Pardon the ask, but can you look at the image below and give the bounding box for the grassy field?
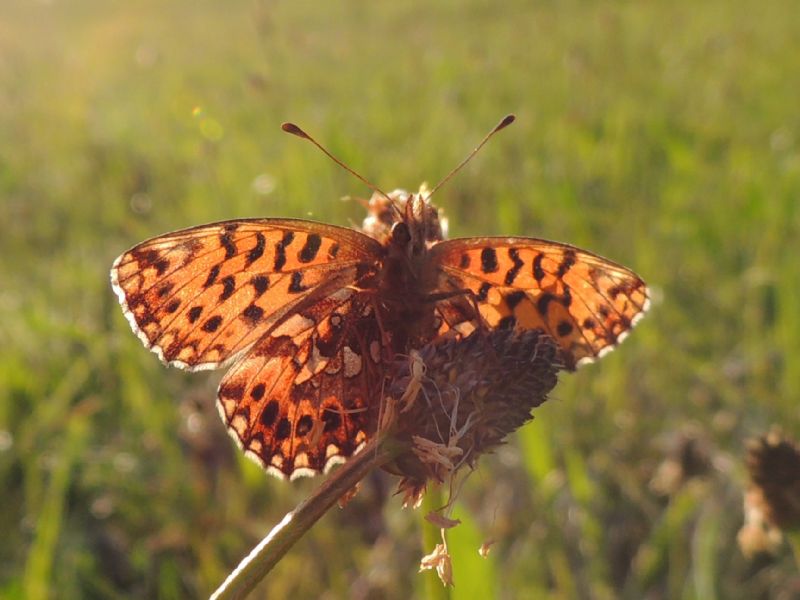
[2,0,799,597]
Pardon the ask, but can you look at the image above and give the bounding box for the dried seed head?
[744,427,800,530]
[385,328,563,492]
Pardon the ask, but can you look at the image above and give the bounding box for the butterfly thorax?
[362,187,448,352]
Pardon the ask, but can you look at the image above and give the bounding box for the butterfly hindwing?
[429,237,650,369]
[216,289,383,479]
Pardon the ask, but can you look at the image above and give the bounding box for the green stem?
[211,435,404,600]
[420,485,451,600]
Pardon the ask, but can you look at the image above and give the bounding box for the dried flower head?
[738,427,800,558]
[384,328,563,497]
[650,427,712,496]
[745,427,800,531]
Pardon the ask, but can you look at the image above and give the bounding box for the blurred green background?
[2,0,799,597]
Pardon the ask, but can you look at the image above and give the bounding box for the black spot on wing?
[608,284,629,299]
[322,408,341,432]
[260,400,279,427]
[556,249,577,278]
[187,306,203,323]
[276,417,292,440]
[204,264,221,288]
[220,233,237,260]
[251,275,269,297]
[298,233,321,263]
[557,320,574,337]
[480,247,498,273]
[246,233,266,265]
[497,315,516,329]
[536,293,556,316]
[274,231,294,271]
[242,304,264,325]
[202,315,223,333]
[504,248,524,285]
[295,415,314,437]
[220,275,236,301]
[221,384,245,402]
[251,383,266,400]
[154,259,170,276]
[134,305,155,326]
[532,253,545,282]
[561,285,572,307]
[505,290,526,310]
[288,272,307,294]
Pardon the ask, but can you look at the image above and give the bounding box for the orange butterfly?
[111,116,649,480]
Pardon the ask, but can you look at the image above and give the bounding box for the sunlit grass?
[1,0,799,597]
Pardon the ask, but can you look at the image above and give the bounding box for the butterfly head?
[362,184,449,256]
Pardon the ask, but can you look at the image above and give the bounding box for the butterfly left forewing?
[111,218,381,370]
[428,237,650,369]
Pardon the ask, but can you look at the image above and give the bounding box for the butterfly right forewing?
[428,237,650,369]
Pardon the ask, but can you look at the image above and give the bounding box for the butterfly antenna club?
[282,122,394,204]
[427,114,516,199]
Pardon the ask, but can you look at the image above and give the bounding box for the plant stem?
[211,435,404,600]
[420,485,451,600]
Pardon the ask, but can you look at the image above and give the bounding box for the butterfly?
[110,116,650,480]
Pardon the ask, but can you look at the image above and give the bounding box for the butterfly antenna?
[282,122,394,205]
[427,114,516,199]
